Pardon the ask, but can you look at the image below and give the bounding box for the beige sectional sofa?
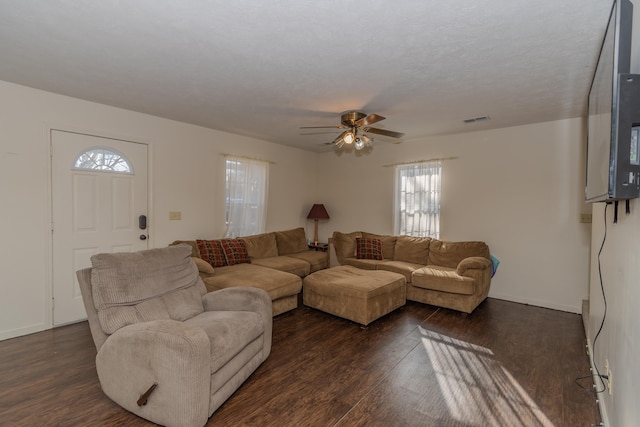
[173,227,328,316]
[329,231,492,313]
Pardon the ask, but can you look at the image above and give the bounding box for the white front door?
[51,130,149,325]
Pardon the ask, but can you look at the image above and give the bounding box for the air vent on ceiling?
[463,116,490,123]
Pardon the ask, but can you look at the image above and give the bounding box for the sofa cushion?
[286,251,328,273]
[185,310,264,374]
[343,258,380,270]
[220,238,251,266]
[332,231,362,263]
[251,256,310,277]
[356,237,383,260]
[90,245,205,334]
[275,227,309,255]
[428,240,490,268]
[202,264,302,301]
[393,236,431,264]
[196,239,227,267]
[362,232,397,260]
[241,232,278,259]
[412,266,475,295]
[376,260,425,284]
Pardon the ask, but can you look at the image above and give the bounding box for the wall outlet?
[605,359,612,395]
[580,213,592,223]
[169,211,182,221]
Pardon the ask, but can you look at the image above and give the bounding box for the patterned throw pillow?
[195,239,227,267]
[220,238,252,266]
[355,237,383,260]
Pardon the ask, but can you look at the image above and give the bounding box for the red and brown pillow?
[220,238,251,266]
[195,239,227,267]
[355,237,383,260]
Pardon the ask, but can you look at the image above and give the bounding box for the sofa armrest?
[202,286,271,315]
[96,320,211,427]
[202,287,272,357]
[456,256,491,276]
[191,256,215,275]
[328,238,341,267]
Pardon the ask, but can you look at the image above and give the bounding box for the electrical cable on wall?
[575,203,609,394]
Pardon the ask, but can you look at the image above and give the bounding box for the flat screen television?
[585,0,640,203]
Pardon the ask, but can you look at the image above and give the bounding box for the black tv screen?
[585,0,640,202]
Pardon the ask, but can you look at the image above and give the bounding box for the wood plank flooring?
[0,298,601,426]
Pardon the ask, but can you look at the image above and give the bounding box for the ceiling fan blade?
[356,113,385,127]
[300,130,344,136]
[364,127,405,138]
[300,125,347,129]
[329,132,344,144]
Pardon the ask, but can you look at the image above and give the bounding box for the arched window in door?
[73,147,134,174]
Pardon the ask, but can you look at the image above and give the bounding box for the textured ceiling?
[0,0,612,152]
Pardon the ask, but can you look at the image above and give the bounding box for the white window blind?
[225,156,269,237]
[394,161,441,238]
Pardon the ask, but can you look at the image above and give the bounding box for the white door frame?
[46,123,153,327]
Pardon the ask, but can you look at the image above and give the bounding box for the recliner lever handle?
[137,382,158,407]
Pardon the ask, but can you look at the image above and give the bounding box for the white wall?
[585,1,640,424]
[589,202,640,426]
[317,118,591,313]
[0,80,318,340]
[0,79,594,343]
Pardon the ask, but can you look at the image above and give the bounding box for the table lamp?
[307,204,330,245]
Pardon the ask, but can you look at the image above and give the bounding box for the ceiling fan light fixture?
[302,111,403,155]
[343,131,355,145]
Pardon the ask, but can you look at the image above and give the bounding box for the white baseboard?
[488,292,581,313]
[0,322,48,341]
[586,337,610,426]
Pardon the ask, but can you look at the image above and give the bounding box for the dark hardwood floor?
[0,298,600,426]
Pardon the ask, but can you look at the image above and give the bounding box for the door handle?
[139,215,147,230]
[140,235,147,240]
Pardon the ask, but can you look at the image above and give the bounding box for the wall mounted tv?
[585,0,640,203]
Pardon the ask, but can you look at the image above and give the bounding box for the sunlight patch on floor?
[420,327,554,426]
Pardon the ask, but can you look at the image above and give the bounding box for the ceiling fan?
[300,111,405,152]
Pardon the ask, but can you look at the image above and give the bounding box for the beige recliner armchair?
[76,244,272,427]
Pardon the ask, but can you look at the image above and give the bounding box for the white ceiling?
[0,0,612,152]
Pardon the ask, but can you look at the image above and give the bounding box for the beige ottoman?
[303,265,406,325]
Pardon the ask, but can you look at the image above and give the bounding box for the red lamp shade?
[307,204,330,244]
[307,204,330,220]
